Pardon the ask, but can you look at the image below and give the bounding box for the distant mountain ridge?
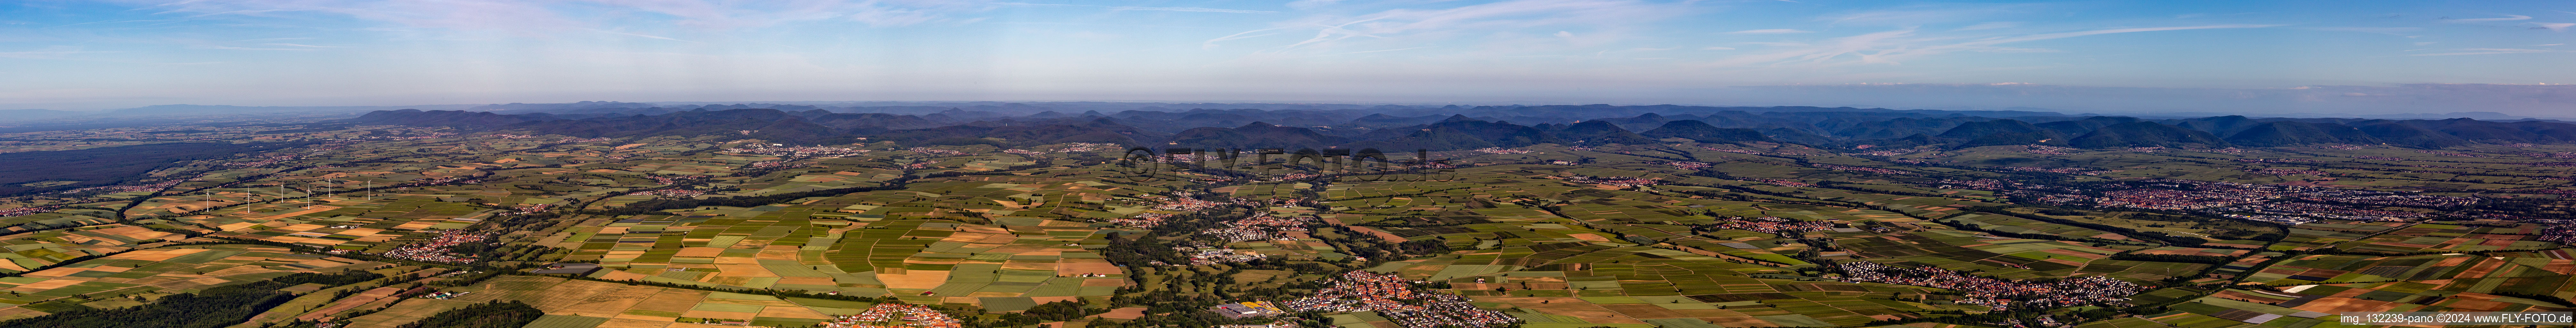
[2068,121,2232,148]
[342,103,2576,151]
[2223,121,2381,147]
[0,109,86,121]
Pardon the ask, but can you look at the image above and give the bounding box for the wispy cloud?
[1335,46,1431,55]
[1822,4,2031,26]
[142,0,992,31]
[206,45,312,51]
[60,19,182,27]
[1728,29,1811,34]
[2407,48,2561,56]
[1209,0,1679,54]
[1742,41,1809,46]
[2305,26,2421,35]
[1704,24,2283,67]
[2440,14,2531,22]
[1005,3,1271,14]
[262,43,348,48]
[1952,21,2017,31]
[0,46,109,59]
[143,0,579,31]
[1201,27,1286,49]
[2534,22,2574,32]
[588,29,694,42]
[1109,6,1273,13]
[1286,0,1344,10]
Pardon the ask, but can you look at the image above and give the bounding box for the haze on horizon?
[3,0,2572,115]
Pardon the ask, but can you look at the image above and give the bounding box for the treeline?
[0,271,381,328]
[2486,291,2576,308]
[1346,217,1496,227]
[1092,288,1250,328]
[530,273,919,305]
[1313,226,1448,263]
[591,179,911,216]
[986,299,1104,327]
[1968,207,2215,246]
[1927,217,2082,243]
[2302,246,2558,257]
[392,301,544,328]
[1102,234,1189,268]
[2105,253,2235,265]
[1660,178,1875,209]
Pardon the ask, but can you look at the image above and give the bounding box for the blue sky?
[3,0,2572,114]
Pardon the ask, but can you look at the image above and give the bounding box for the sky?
[2,0,2572,115]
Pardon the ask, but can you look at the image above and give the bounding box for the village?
[1561,175,1662,187]
[725,144,873,157]
[377,230,495,264]
[1702,216,1838,235]
[1834,260,2146,310]
[1164,246,1268,266]
[1277,271,1519,328]
[1198,212,1313,242]
[823,304,964,328]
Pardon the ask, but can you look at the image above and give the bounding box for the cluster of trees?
[2205,228,2286,243]
[1312,226,1448,264]
[1926,217,2082,243]
[0,271,382,328]
[1972,207,2218,246]
[983,299,1105,327]
[1348,216,1496,227]
[2486,291,2576,308]
[1095,289,1242,328]
[2105,253,2236,265]
[392,301,545,328]
[551,272,911,304]
[591,178,915,216]
[1102,234,1189,268]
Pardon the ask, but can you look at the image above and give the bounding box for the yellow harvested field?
[596,318,679,328]
[554,286,663,317]
[120,249,211,262]
[1057,259,1121,276]
[675,247,725,258]
[680,310,756,320]
[757,306,831,319]
[6,280,82,291]
[712,264,775,277]
[626,289,710,317]
[877,270,950,289]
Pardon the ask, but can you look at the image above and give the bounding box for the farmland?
[0,111,2569,328]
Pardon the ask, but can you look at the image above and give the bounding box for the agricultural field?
[0,113,2569,328]
[0,243,388,320]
